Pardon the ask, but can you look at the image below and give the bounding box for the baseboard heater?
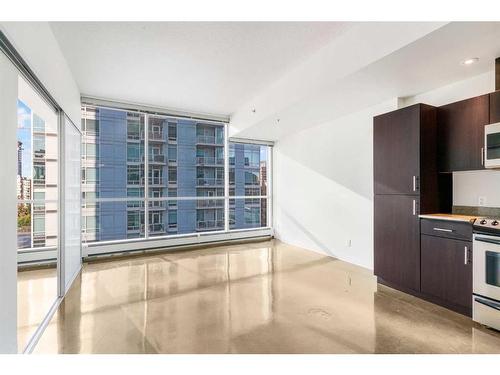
[83,228,273,261]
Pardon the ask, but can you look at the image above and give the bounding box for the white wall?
[0,22,81,127]
[273,99,398,270]
[454,171,500,208]
[0,51,19,353]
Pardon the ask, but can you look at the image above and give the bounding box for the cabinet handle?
[413,176,417,192]
[481,147,484,166]
[433,227,453,232]
[464,246,468,265]
[412,200,416,216]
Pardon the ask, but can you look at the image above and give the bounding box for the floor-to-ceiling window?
[81,104,272,252]
[16,76,59,352]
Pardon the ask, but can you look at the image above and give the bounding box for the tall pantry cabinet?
[373,104,439,293]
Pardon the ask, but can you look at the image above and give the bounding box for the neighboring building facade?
[81,106,268,243]
[17,99,58,249]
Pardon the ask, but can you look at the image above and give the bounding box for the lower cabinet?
[374,195,420,292]
[421,234,472,313]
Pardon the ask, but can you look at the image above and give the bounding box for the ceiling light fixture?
[461,57,479,66]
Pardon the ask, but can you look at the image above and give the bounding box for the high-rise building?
[81,106,267,242]
[17,141,23,177]
[16,98,58,249]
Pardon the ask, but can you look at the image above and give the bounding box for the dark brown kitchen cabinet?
[374,104,439,294]
[374,104,438,197]
[490,90,500,123]
[374,195,421,291]
[421,234,472,315]
[437,94,489,172]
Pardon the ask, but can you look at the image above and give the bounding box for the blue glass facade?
[81,105,268,243]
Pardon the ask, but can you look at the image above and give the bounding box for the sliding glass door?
[16,76,59,352]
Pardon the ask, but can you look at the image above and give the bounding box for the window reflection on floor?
[17,267,57,352]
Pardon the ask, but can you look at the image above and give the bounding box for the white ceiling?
[51,22,500,141]
[230,22,500,141]
[50,22,350,116]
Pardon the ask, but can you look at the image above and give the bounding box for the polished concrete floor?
[30,239,500,354]
[18,266,58,353]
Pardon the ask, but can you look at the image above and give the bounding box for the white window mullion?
[224,123,229,232]
[144,114,149,239]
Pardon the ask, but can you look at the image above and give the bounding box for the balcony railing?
[33,202,45,211]
[197,199,224,208]
[127,132,141,140]
[196,178,224,186]
[149,177,164,186]
[148,154,166,163]
[127,178,143,185]
[196,220,224,230]
[149,201,167,209]
[33,178,45,186]
[148,131,165,141]
[196,135,223,145]
[196,156,224,166]
[149,223,165,233]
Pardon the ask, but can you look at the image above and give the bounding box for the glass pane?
[82,106,145,199]
[17,76,59,353]
[486,251,500,287]
[229,198,268,230]
[229,143,268,196]
[82,200,145,243]
[17,203,59,249]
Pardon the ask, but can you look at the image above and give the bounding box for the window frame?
[80,103,273,256]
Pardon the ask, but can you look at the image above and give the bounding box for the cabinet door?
[438,95,489,172]
[490,90,500,123]
[374,195,420,291]
[374,105,420,195]
[421,235,472,309]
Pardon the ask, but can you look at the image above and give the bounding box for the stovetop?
[473,217,500,235]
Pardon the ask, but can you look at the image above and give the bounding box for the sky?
[17,99,32,178]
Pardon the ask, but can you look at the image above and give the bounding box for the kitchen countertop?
[418,213,479,223]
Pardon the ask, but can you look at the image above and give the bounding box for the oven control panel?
[473,218,500,234]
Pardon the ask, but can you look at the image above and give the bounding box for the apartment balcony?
[149,177,165,186]
[34,150,46,159]
[196,220,224,231]
[33,204,45,212]
[197,199,224,209]
[196,156,224,166]
[148,223,165,234]
[148,154,166,164]
[127,201,144,209]
[148,131,166,142]
[196,135,223,145]
[127,225,142,234]
[127,132,141,141]
[127,178,144,186]
[33,178,45,186]
[149,201,167,210]
[127,157,142,164]
[196,178,224,187]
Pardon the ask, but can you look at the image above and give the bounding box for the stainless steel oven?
[473,229,500,330]
[485,122,500,168]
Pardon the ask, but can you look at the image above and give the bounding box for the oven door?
[485,122,500,168]
[473,233,500,301]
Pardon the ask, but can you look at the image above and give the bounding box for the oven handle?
[475,236,500,246]
[475,297,500,311]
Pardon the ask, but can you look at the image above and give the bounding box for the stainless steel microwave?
[485,122,500,168]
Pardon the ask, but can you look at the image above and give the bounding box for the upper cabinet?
[374,104,438,198]
[490,90,500,123]
[437,95,489,172]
